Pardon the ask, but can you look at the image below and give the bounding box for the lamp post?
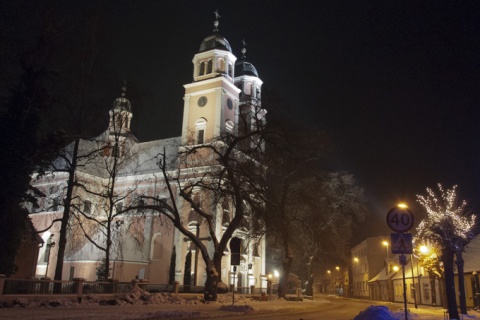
[383,240,391,301]
[335,266,340,295]
[327,270,331,293]
[353,258,359,297]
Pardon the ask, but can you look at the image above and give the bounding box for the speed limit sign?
[386,206,414,233]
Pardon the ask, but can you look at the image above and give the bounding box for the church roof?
[235,59,259,77]
[199,33,232,53]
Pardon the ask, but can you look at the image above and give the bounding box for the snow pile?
[353,305,400,320]
[219,305,254,313]
[132,310,206,319]
[13,297,78,308]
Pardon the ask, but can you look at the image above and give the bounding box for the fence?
[0,275,270,304]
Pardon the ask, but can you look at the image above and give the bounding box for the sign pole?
[386,204,415,320]
[232,266,236,305]
[401,255,408,320]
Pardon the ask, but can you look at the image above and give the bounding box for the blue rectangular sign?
[391,233,413,254]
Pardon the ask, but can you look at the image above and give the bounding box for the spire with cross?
[213,10,221,32]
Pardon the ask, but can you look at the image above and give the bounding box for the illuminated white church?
[29,14,266,290]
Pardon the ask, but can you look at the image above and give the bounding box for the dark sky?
[3,0,480,237]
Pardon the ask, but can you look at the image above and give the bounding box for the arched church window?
[228,63,233,77]
[195,118,207,144]
[151,233,163,260]
[245,83,252,95]
[253,243,260,257]
[189,193,201,223]
[83,200,92,215]
[199,62,205,76]
[218,58,225,73]
[207,60,213,74]
[222,200,230,226]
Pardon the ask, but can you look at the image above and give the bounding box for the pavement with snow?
[1,286,479,319]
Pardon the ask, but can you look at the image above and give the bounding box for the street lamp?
[327,270,331,293]
[335,266,340,295]
[383,240,391,301]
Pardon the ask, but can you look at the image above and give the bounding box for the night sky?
[2,1,480,239]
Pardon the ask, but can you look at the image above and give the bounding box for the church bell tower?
[181,11,241,145]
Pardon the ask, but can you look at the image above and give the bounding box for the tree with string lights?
[415,184,476,319]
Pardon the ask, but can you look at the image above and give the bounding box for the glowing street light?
[420,245,429,254]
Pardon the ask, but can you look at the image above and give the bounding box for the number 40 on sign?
[386,204,414,233]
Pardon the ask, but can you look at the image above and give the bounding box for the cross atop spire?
[241,39,247,59]
[121,79,127,97]
[213,9,221,32]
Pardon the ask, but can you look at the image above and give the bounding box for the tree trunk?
[169,246,176,285]
[54,138,79,288]
[184,250,192,293]
[456,251,467,315]
[104,230,110,281]
[203,261,218,301]
[443,248,459,319]
[279,255,293,299]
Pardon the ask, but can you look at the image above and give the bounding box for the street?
[0,295,449,320]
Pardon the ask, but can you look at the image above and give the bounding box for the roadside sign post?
[386,205,414,320]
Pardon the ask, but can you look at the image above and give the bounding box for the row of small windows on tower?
[194,118,234,145]
[198,58,233,78]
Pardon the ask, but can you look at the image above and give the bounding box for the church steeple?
[109,83,133,135]
[181,11,241,145]
[234,39,263,107]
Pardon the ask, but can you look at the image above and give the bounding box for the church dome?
[235,59,259,77]
[199,34,232,53]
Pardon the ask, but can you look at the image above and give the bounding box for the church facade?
[29,15,267,290]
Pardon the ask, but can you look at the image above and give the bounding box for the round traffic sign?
[386,206,414,233]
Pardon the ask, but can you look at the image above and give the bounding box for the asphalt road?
[0,295,448,320]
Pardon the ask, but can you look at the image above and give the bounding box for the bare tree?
[415,184,476,319]
[30,4,105,284]
[135,105,267,301]
[259,118,366,298]
[70,110,141,281]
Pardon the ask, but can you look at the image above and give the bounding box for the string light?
[415,184,476,245]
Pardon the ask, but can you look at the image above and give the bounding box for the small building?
[455,235,480,309]
[351,236,388,298]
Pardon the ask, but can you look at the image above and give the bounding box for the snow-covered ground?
[1,286,479,320]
